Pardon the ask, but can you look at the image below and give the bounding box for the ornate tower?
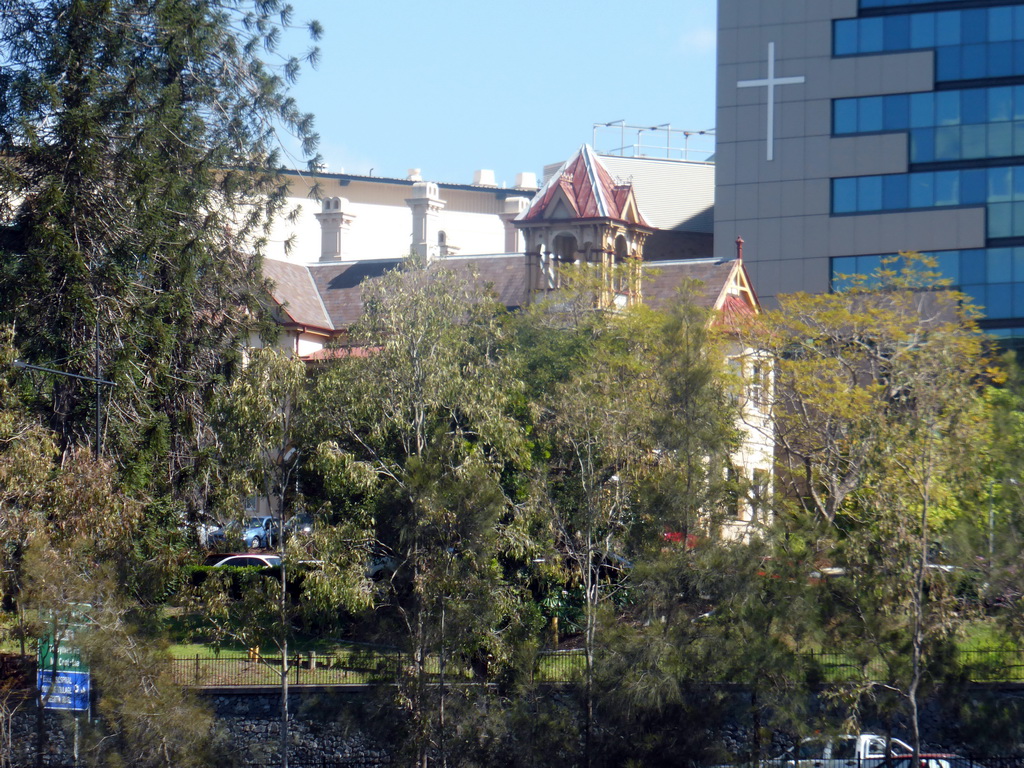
[514,145,651,308]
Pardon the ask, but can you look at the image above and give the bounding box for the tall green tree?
[0,0,321,506]
[746,255,993,753]
[308,259,535,768]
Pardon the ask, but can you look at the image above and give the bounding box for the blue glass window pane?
[991,123,1013,158]
[1014,283,1024,316]
[883,174,908,209]
[859,97,883,132]
[1015,6,1024,40]
[910,173,934,208]
[962,169,986,204]
[962,90,986,124]
[833,178,857,213]
[832,257,858,290]
[990,43,1014,79]
[1014,42,1024,76]
[884,15,910,49]
[934,171,959,206]
[990,7,1014,43]
[1013,202,1024,237]
[1012,168,1024,203]
[990,168,1013,202]
[936,47,960,81]
[834,21,858,56]
[1014,122,1024,155]
[936,12,960,47]
[989,87,1013,122]
[1013,248,1024,281]
[859,176,883,210]
[988,248,1013,282]
[1015,87,1024,120]
[910,128,935,163]
[884,94,909,131]
[834,100,857,134]
[962,45,987,80]
[861,18,884,52]
[961,250,987,284]
[934,250,960,283]
[962,284,986,312]
[989,203,1013,238]
[934,126,961,161]
[962,124,985,159]
[936,91,960,125]
[910,92,933,128]
[989,284,1013,318]
[961,9,986,44]
[911,13,935,49]
[857,255,883,277]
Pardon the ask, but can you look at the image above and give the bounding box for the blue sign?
[37,669,90,711]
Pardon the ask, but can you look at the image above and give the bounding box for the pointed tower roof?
[517,145,651,228]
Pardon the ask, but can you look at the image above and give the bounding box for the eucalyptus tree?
[307,258,535,768]
[0,0,321,509]
[746,255,993,753]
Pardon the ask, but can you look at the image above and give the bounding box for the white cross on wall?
[737,42,806,162]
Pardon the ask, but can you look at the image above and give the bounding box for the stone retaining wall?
[6,683,1024,766]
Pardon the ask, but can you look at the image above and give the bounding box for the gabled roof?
[266,255,531,333]
[262,258,333,331]
[517,145,650,228]
[641,257,760,323]
[264,254,758,339]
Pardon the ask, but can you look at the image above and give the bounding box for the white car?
[771,734,913,768]
[204,553,281,568]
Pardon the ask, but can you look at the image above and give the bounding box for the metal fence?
[166,648,587,687]
[42,762,392,768]
[164,647,1024,688]
[805,649,1024,684]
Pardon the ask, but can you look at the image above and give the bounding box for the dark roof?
[262,258,333,330]
[264,255,755,335]
[641,258,737,310]
[307,260,403,329]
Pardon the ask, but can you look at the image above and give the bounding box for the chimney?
[514,172,538,190]
[315,197,356,262]
[406,181,445,261]
[499,197,530,253]
[473,169,497,187]
[735,236,744,261]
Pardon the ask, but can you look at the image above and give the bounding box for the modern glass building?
[716,0,1024,343]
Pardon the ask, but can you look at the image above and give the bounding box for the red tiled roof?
[518,145,650,227]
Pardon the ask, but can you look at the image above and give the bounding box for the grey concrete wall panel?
[714,0,993,302]
[829,134,908,177]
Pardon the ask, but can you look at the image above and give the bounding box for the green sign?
[37,606,91,673]
[38,633,87,673]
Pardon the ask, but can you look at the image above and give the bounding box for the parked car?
[242,515,279,549]
[180,511,223,547]
[770,734,912,768]
[283,513,313,540]
[203,553,282,568]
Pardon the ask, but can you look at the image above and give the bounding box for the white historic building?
[260,147,772,533]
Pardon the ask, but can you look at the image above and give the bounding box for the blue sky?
[278,0,717,186]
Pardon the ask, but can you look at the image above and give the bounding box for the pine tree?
[0,0,321,506]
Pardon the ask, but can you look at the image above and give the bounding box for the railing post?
[194,654,200,686]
